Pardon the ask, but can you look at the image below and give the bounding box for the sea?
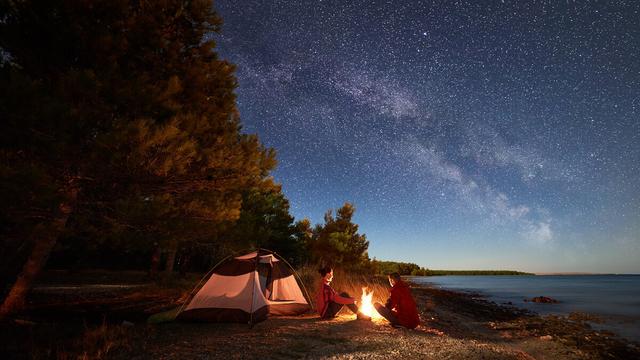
[411,275,640,343]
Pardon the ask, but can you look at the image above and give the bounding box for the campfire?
[359,287,382,319]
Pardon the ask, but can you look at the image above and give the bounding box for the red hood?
[388,279,420,329]
[394,280,409,288]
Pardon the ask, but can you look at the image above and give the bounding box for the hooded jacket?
[385,279,420,329]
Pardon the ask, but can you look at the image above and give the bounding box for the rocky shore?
[410,284,639,360]
[2,277,639,359]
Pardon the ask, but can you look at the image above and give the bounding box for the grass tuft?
[296,265,391,310]
[57,322,131,360]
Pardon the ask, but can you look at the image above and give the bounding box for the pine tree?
[219,186,310,264]
[310,202,369,269]
[292,218,313,265]
[0,0,275,318]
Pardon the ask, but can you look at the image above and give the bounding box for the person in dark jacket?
[374,272,420,329]
[316,266,370,320]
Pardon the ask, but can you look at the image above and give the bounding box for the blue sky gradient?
[214,0,639,273]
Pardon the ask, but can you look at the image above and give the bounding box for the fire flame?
[359,287,381,319]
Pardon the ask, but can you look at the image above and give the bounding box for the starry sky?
[213,0,640,273]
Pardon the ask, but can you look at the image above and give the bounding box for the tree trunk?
[0,184,78,320]
[164,241,178,274]
[149,245,161,280]
[178,253,190,278]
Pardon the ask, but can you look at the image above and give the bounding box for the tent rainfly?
[176,249,311,325]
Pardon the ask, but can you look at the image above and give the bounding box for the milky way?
[213,0,640,272]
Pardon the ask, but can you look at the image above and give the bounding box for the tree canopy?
[308,202,370,270]
[0,0,276,318]
[0,1,398,322]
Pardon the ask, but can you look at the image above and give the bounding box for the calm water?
[411,275,640,342]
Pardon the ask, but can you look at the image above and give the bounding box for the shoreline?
[409,274,640,344]
[408,281,640,359]
[1,274,639,359]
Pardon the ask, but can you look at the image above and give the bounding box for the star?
[215,0,640,274]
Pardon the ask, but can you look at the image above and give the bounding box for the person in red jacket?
[316,266,370,320]
[374,272,420,329]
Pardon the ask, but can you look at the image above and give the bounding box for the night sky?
[213,0,639,273]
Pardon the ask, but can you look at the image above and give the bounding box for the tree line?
[425,270,533,276]
[2,0,531,322]
[369,261,533,276]
[371,260,430,276]
[0,0,374,319]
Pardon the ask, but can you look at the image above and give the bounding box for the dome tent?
[176,249,311,325]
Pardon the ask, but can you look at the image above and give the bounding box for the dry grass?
[6,321,132,360]
[57,322,131,360]
[296,265,391,309]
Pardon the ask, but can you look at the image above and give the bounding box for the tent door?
[257,263,273,300]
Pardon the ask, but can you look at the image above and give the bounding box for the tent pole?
[248,248,261,328]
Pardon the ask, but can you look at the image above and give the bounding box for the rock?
[14,319,37,326]
[527,296,559,304]
[568,312,602,323]
[121,320,134,327]
[489,321,522,330]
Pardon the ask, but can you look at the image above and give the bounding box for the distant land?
[420,270,533,276]
[419,271,640,276]
[426,271,640,276]
[373,260,533,276]
[533,272,640,276]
